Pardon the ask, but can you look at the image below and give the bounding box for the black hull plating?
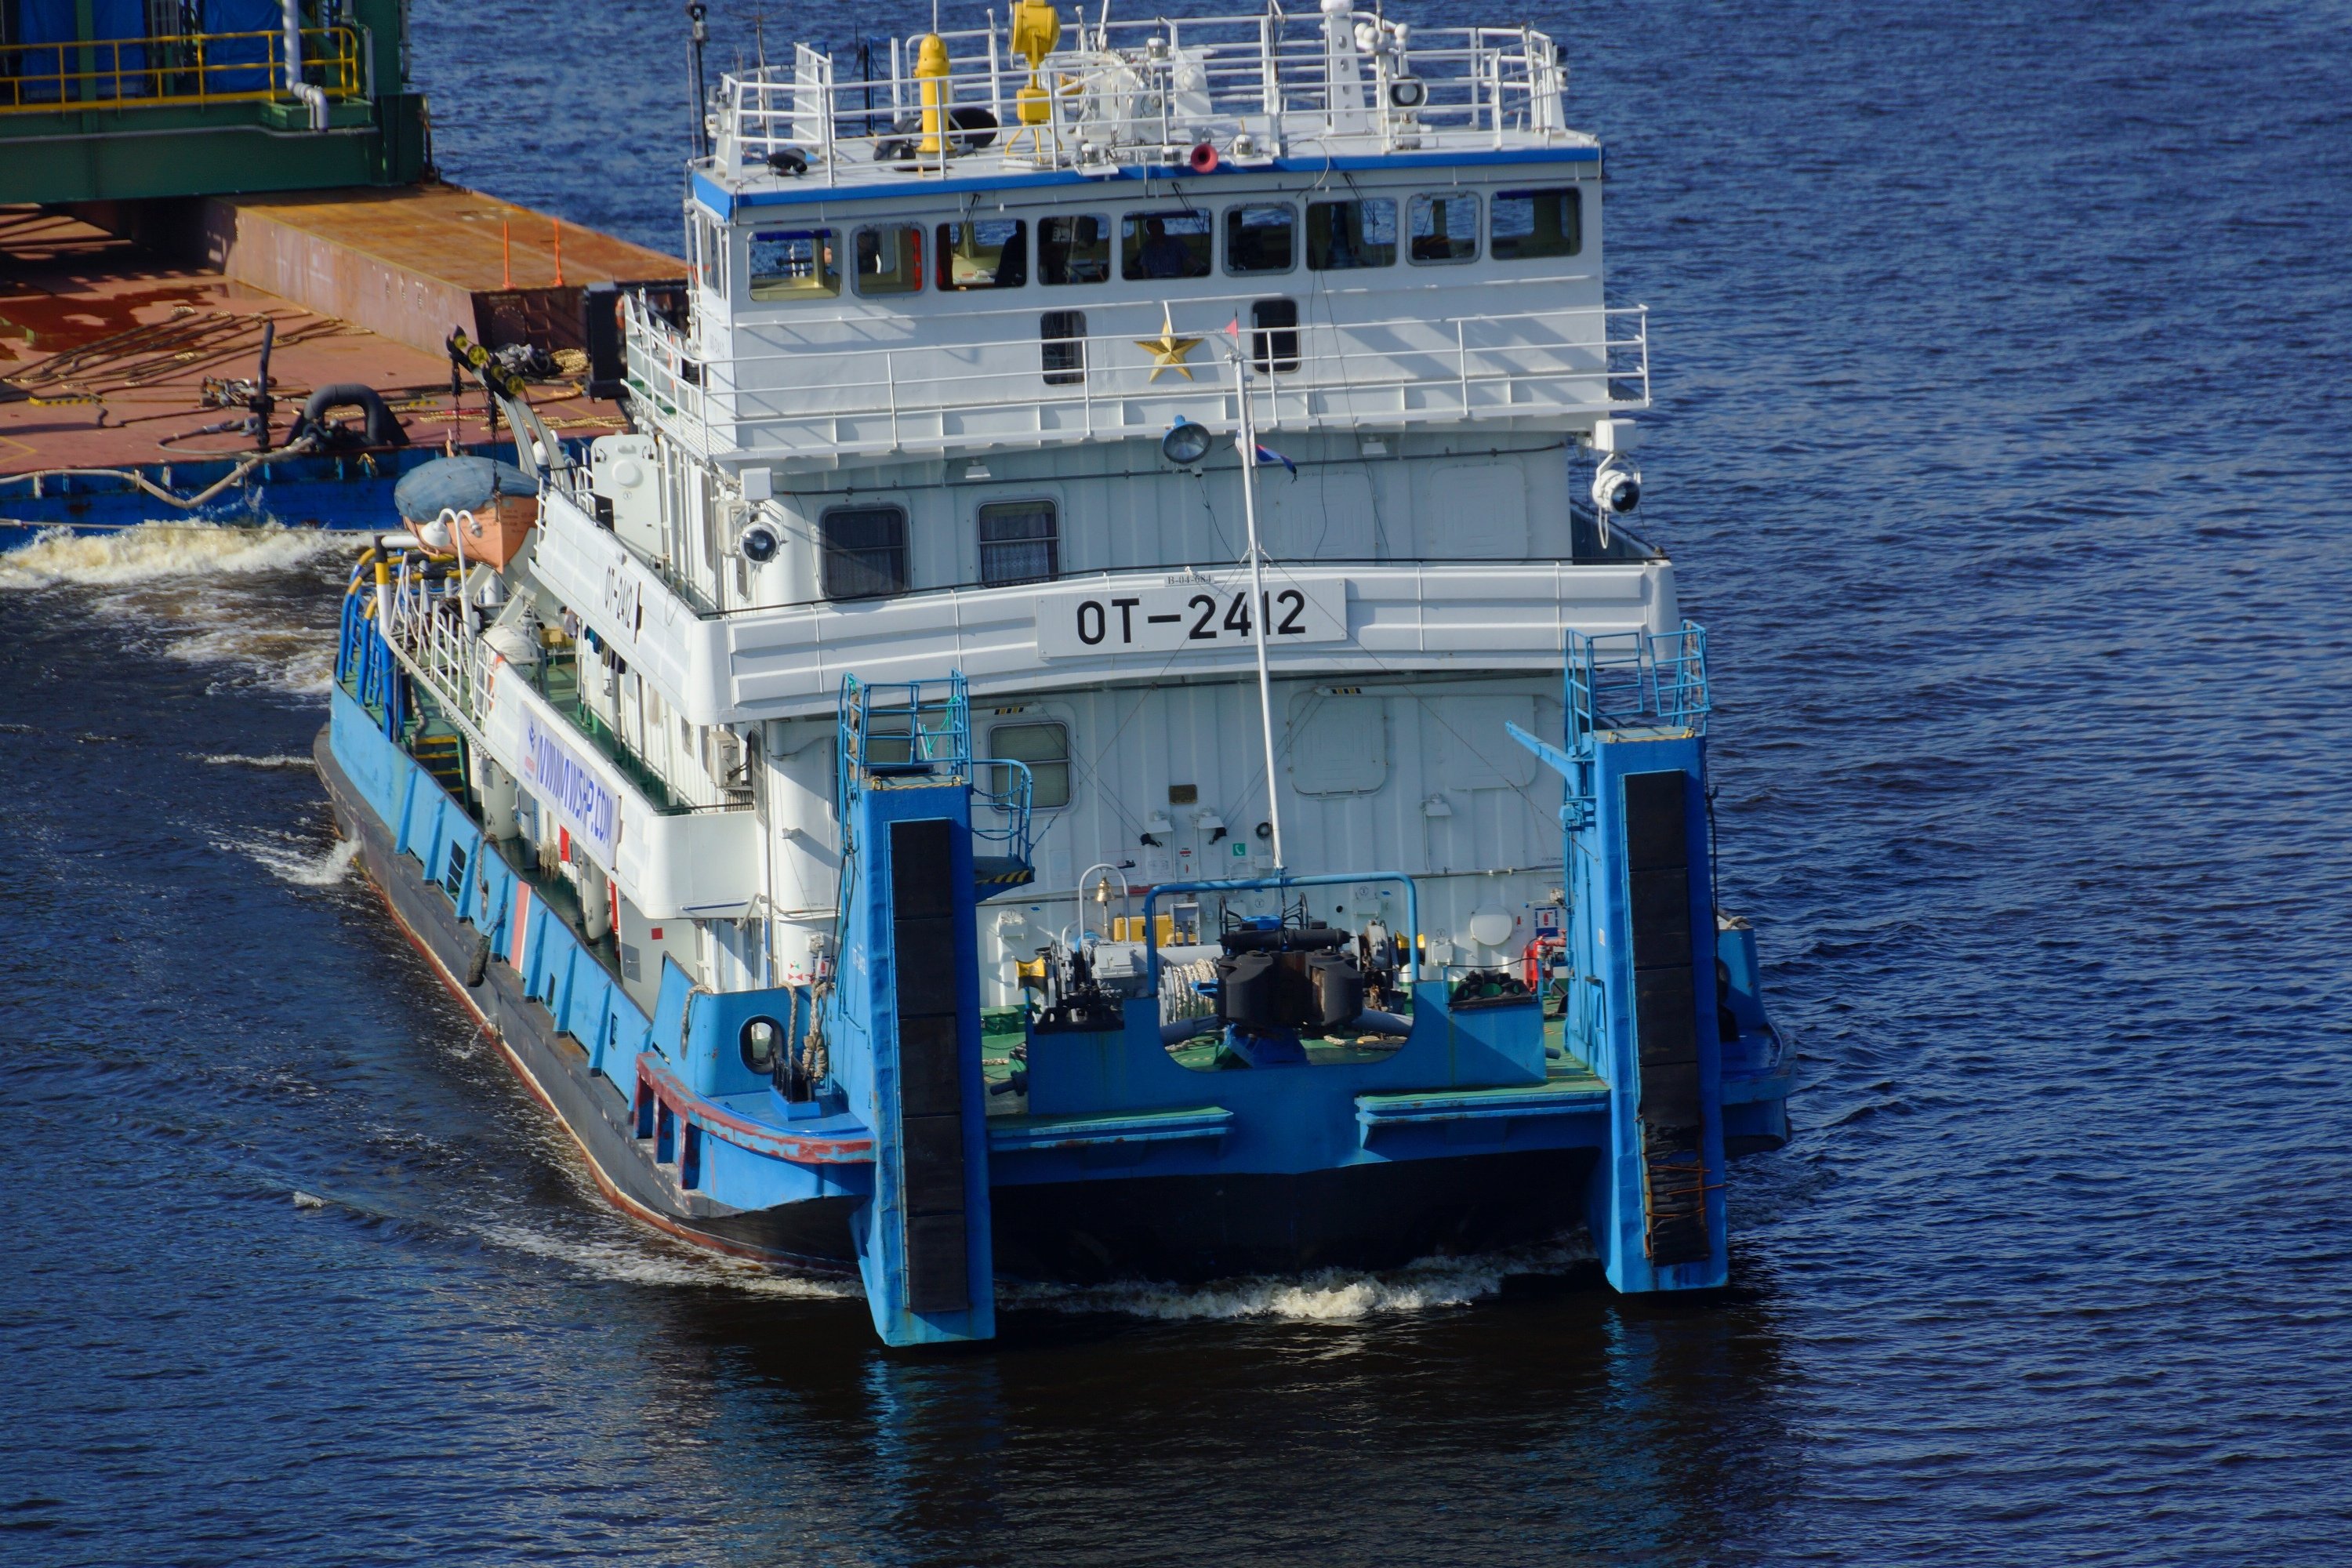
[992,1152,1595,1283]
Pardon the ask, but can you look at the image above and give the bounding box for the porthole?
[739,1015,785,1074]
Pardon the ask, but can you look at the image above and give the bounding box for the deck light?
[735,518,781,563]
[1161,419,1214,466]
[1592,454,1641,515]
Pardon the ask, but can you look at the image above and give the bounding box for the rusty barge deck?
[1,185,679,532]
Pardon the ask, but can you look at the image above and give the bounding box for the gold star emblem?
[1134,304,1203,382]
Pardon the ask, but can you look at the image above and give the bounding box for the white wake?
[198,752,316,770]
[474,1221,863,1299]
[1007,1234,1595,1323]
[2,520,358,695]
[0,519,350,589]
[216,831,361,887]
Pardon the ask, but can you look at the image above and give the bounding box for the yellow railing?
[0,27,361,115]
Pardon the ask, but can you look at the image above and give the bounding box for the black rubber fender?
[464,933,492,988]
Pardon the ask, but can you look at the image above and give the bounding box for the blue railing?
[336,586,406,741]
[971,756,1036,870]
[837,671,973,813]
[1510,622,1709,832]
[1566,622,1710,757]
[835,670,1033,891]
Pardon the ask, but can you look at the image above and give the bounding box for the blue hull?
[1,444,524,537]
[319,662,1792,1331]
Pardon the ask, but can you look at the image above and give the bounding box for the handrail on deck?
[621,291,1647,459]
[712,16,1570,181]
[0,27,362,115]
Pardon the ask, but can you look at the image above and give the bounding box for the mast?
[1225,335,1285,877]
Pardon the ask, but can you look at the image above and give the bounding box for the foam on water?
[198,752,318,769]
[1007,1234,1594,1323]
[1,521,356,696]
[216,830,362,887]
[472,1220,863,1300]
[0,520,352,590]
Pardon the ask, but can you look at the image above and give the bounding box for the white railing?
[714,15,1570,183]
[381,554,493,735]
[625,296,1646,462]
[622,294,710,454]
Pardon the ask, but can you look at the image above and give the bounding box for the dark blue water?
[6,0,2350,1561]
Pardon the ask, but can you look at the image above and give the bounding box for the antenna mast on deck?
[1223,332,1285,877]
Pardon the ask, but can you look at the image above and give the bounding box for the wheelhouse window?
[749,229,840,298]
[1039,214,1111,284]
[978,499,1058,586]
[1121,209,1212,280]
[853,223,924,296]
[937,219,1029,290]
[1407,194,1479,265]
[692,214,729,298]
[1224,203,1297,274]
[1490,187,1582,260]
[1040,310,1086,386]
[1250,299,1299,374]
[1305,198,1396,270]
[990,720,1070,809]
[819,505,908,600]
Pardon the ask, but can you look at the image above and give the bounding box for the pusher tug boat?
[316,0,1794,1345]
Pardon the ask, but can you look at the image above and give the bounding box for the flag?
[1254,444,1298,477]
[1224,316,1241,337]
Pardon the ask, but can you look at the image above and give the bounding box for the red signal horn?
[1188,141,1220,173]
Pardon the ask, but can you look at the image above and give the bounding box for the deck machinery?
[316,0,1794,1345]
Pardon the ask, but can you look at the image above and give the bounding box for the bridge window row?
[746,188,1581,300]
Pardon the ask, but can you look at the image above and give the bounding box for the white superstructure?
[412,2,1680,1014]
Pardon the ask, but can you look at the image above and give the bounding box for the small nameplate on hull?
[1035,577,1347,659]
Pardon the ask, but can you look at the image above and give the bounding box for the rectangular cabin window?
[1224,203,1297,274]
[1039,214,1112,284]
[1407,194,1479,265]
[853,223,924,296]
[693,215,729,299]
[1040,310,1087,386]
[749,229,840,299]
[1121,209,1212,281]
[1251,299,1300,374]
[936,219,1028,290]
[819,505,908,600]
[990,720,1070,810]
[978,499,1058,586]
[1305,198,1397,270]
[1490,187,1582,260]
